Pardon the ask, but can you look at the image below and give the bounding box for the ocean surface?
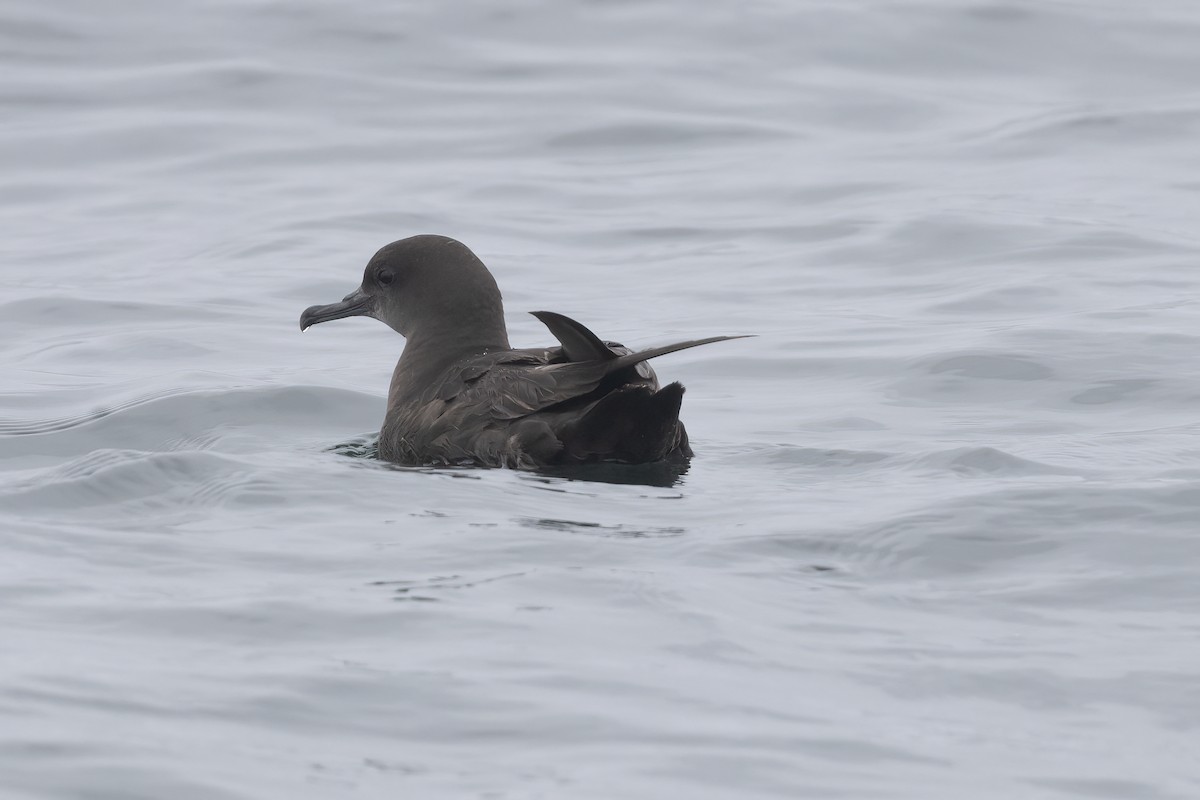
[3,1,1200,797]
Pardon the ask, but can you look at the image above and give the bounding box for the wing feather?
[447,333,750,420]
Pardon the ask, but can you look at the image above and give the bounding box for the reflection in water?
[332,434,689,487]
[532,458,690,488]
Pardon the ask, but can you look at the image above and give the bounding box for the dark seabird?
[300,235,744,469]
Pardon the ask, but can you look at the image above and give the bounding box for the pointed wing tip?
[691,333,756,347]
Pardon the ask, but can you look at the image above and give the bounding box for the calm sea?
[3,1,1200,797]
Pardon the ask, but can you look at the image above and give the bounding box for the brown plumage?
[300,235,745,468]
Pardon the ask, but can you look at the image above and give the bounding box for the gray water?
[3,1,1200,797]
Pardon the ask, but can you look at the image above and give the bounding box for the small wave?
[713,442,1082,480]
[718,443,897,472]
[0,385,382,459]
[925,352,1054,381]
[0,387,193,436]
[1069,379,1157,406]
[327,434,379,459]
[0,443,386,519]
[0,449,251,515]
[968,106,1200,158]
[546,119,791,151]
[0,296,211,328]
[518,517,686,538]
[807,481,1200,585]
[369,571,529,603]
[926,285,1063,315]
[909,446,1083,478]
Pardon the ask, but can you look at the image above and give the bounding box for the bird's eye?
[378,269,394,286]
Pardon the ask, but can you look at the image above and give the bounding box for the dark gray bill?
[300,288,373,331]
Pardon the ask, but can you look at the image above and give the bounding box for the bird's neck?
[387,322,511,407]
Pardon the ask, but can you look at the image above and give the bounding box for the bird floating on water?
[300,235,747,469]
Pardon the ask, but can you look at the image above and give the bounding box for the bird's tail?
[563,382,689,463]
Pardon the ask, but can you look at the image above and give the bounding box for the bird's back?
[378,338,693,468]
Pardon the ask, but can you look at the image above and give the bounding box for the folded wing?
[449,312,748,421]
